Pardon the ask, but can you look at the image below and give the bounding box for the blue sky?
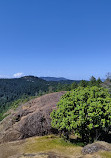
[0,0,111,80]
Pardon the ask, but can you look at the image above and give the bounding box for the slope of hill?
[0,91,66,143]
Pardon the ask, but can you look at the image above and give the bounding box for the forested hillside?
[0,76,77,114]
[0,76,53,112]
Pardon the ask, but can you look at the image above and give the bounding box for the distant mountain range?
[40,77,69,81]
[40,76,81,84]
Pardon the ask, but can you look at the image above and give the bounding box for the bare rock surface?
[11,152,69,158]
[82,141,111,154]
[0,91,66,143]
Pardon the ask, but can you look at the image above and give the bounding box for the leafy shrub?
[51,86,111,143]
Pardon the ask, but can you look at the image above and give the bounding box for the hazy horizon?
[0,74,106,81]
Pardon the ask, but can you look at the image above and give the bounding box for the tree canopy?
[51,86,111,143]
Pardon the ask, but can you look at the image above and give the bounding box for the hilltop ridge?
[40,76,69,81]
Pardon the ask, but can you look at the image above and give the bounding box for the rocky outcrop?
[0,91,66,143]
[12,152,69,158]
[82,141,111,154]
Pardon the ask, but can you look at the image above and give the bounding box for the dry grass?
[0,135,111,158]
[0,135,82,158]
[23,135,82,157]
[99,151,111,158]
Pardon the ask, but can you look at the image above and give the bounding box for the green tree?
[57,83,62,91]
[51,86,111,143]
[89,76,96,86]
[96,77,102,87]
[48,86,53,93]
[106,72,111,81]
[79,80,88,87]
[71,82,78,90]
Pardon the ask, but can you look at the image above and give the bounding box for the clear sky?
[0,0,111,80]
